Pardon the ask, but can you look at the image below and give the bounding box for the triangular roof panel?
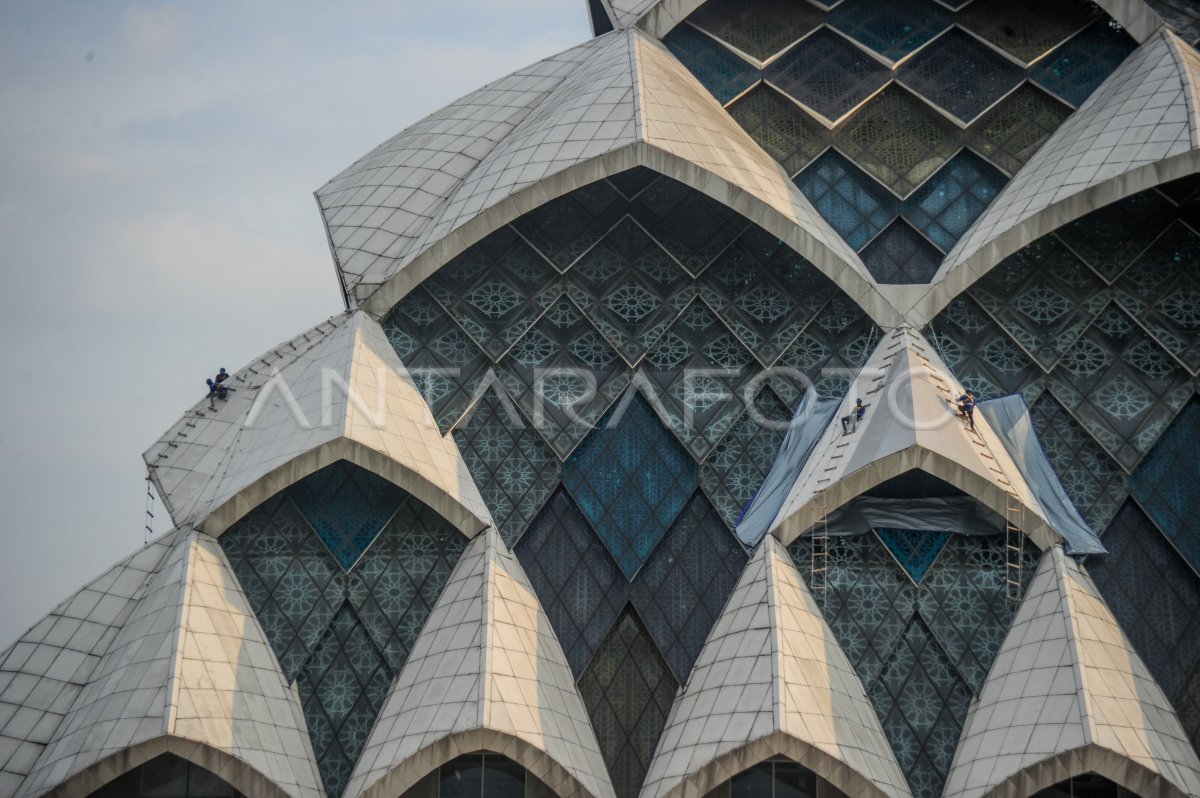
[944,546,1200,798]
[344,527,615,798]
[144,310,491,539]
[640,537,911,798]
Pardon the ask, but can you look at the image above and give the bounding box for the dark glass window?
[704,758,847,798]
[88,754,246,798]
[1030,772,1140,797]
[401,753,550,798]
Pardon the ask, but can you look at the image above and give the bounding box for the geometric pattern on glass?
[968,236,1108,371]
[1029,394,1128,534]
[958,0,1100,64]
[640,299,758,459]
[565,217,695,366]
[897,29,1024,124]
[424,227,562,360]
[837,85,960,198]
[700,387,792,528]
[497,295,632,459]
[218,466,467,797]
[793,150,899,250]
[578,607,679,798]
[1129,400,1200,577]
[1113,221,1200,374]
[219,493,344,680]
[1055,188,1176,283]
[788,533,1037,798]
[383,287,491,433]
[286,460,412,571]
[629,491,747,683]
[662,25,760,105]
[607,167,662,202]
[764,28,891,124]
[452,389,561,547]
[296,603,394,798]
[927,295,1045,405]
[727,84,829,177]
[903,150,1007,253]
[1029,21,1137,108]
[771,296,879,406]
[512,179,626,272]
[875,528,952,584]
[698,225,837,364]
[687,0,823,61]
[967,83,1072,177]
[515,487,628,678]
[629,176,751,276]
[1048,303,1192,472]
[860,220,943,284]
[562,391,699,580]
[1087,500,1200,752]
[827,0,953,62]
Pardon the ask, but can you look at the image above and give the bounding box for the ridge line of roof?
[162,529,199,739]
[1051,547,1097,750]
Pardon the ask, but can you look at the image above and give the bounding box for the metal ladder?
[811,490,829,602]
[1005,489,1025,605]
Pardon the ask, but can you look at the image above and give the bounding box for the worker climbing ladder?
[811,490,829,602]
[144,472,156,545]
[1005,490,1024,604]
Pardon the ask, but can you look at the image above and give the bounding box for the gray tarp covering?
[823,496,1005,537]
[977,395,1105,555]
[736,391,840,546]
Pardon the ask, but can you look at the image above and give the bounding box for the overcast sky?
[0,1,589,644]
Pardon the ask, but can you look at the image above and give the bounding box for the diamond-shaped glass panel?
[383,287,490,433]
[764,28,891,123]
[688,0,823,61]
[566,217,694,366]
[904,150,1006,252]
[1113,222,1200,373]
[700,388,791,527]
[928,296,1044,405]
[578,608,679,798]
[876,528,951,584]
[297,604,395,798]
[698,225,837,364]
[629,176,750,275]
[959,0,1099,64]
[827,0,953,62]
[968,84,1071,177]
[860,220,943,283]
[498,296,631,459]
[837,85,960,197]
[453,389,561,547]
[1029,394,1127,532]
[512,179,625,271]
[607,167,660,201]
[663,25,760,105]
[287,460,411,571]
[1055,188,1175,283]
[1089,501,1200,752]
[640,299,758,459]
[1030,21,1137,108]
[898,29,1024,124]
[771,296,879,405]
[1130,400,1200,576]
[727,85,828,177]
[425,227,561,360]
[562,391,699,580]
[794,151,899,249]
[515,488,627,678]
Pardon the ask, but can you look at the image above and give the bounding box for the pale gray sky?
[0,0,589,644]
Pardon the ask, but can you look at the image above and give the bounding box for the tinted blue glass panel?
[286,460,410,571]
[794,152,897,250]
[827,0,953,62]
[1030,21,1137,108]
[1130,400,1200,576]
[663,25,759,105]
[859,221,942,284]
[1089,501,1200,750]
[875,528,951,584]
[904,152,1007,253]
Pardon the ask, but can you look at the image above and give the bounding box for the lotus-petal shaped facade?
[5,1,1200,797]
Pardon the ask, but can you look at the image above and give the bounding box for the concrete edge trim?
[197,436,489,540]
[358,141,900,327]
[39,735,295,798]
[770,449,1059,551]
[355,727,604,798]
[978,744,1191,798]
